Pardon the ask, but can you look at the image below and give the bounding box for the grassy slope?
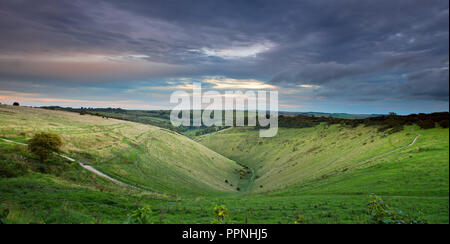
[276,127,449,197]
[195,125,449,223]
[0,140,143,224]
[196,124,419,192]
[0,105,242,195]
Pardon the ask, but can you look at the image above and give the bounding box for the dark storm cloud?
[402,66,449,101]
[0,0,448,108]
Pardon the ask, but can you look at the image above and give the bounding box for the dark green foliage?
[0,204,9,224]
[0,145,30,178]
[277,115,319,128]
[417,120,435,129]
[0,142,74,178]
[125,205,154,224]
[367,194,426,224]
[438,120,449,128]
[12,102,19,106]
[28,132,63,163]
[0,159,28,178]
[278,112,448,133]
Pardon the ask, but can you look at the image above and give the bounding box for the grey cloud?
[402,67,449,101]
[0,0,448,106]
[270,62,371,85]
[313,65,449,102]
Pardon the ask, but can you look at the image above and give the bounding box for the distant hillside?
[41,107,448,137]
[279,111,383,119]
[40,107,230,137]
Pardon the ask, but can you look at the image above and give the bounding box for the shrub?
[213,204,230,224]
[125,205,154,224]
[438,120,449,128]
[294,214,305,224]
[28,132,63,163]
[12,102,20,106]
[367,194,426,224]
[417,120,435,129]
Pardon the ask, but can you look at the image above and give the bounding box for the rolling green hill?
[0,105,242,194]
[195,125,429,193]
[196,124,448,193]
[194,125,449,223]
[0,105,448,224]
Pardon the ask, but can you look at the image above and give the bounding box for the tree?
[13,102,20,106]
[28,132,63,163]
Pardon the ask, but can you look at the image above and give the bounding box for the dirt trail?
[59,154,128,186]
[408,134,421,146]
[1,138,139,190]
[1,138,27,146]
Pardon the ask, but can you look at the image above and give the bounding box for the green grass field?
[0,105,448,224]
[0,105,242,195]
[195,125,422,192]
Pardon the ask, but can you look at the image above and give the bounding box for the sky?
[0,0,448,114]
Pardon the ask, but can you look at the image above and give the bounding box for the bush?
[438,120,449,128]
[12,102,20,106]
[28,132,63,163]
[125,205,154,224]
[367,194,426,224]
[417,120,435,129]
[213,204,230,224]
[294,214,305,224]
